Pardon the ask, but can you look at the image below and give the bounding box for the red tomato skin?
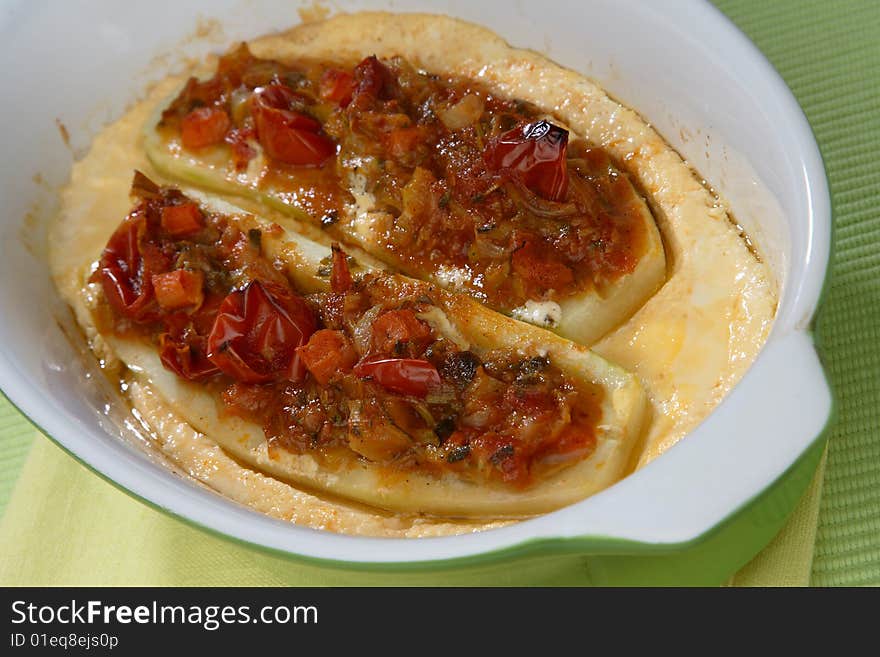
[329,244,353,293]
[353,358,441,397]
[252,83,335,166]
[206,280,317,383]
[352,56,395,102]
[157,293,225,381]
[484,120,569,201]
[319,69,355,107]
[94,217,165,322]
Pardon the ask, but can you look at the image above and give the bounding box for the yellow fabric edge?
[0,432,826,586]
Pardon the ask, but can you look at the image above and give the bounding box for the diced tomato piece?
[353,357,441,397]
[330,244,353,293]
[369,309,434,355]
[319,68,355,107]
[385,127,423,160]
[157,292,225,380]
[484,120,569,201]
[151,270,205,311]
[161,202,204,237]
[252,82,335,166]
[511,237,574,290]
[180,106,231,149]
[206,280,317,383]
[297,329,358,385]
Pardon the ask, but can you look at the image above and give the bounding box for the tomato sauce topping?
[93,176,602,487]
[158,45,651,313]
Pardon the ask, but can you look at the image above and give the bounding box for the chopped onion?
[349,304,383,355]
[425,383,457,405]
[439,94,484,131]
[505,182,579,218]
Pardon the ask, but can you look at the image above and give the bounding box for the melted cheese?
[511,300,563,329]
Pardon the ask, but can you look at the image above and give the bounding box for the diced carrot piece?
[151,270,205,311]
[161,202,204,237]
[370,309,434,355]
[296,329,358,385]
[181,106,231,149]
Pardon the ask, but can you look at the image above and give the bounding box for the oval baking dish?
[0,0,831,584]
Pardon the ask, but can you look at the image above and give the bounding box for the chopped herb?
[434,417,456,444]
[247,228,262,250]
[316,256,333,278]
[321,210,339,227]
[440,351,480,386]
[438,191,451,208]
[515,356,550,384]
[490,444,514,465]
[447,445,471,463]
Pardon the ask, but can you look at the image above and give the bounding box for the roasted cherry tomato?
[180,106,231,149]
[158,331,219,381]
[484,120,569,201]
[252,82,335,166]
[206,280,317,383]
[352,56,395,102]
[353,357,441,397]
[329,244,353,293]
[158,294,224,380]
[93,216,167,322]
[319,68,355,107]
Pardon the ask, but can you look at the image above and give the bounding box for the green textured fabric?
[0,0,876,586]
[715,0,880,587]
[0,401,32,518]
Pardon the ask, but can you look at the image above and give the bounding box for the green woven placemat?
[714,0,880,586]
[0,401,32,518]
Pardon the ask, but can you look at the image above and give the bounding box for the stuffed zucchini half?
[86,174,647,517]
[143,13,666,347]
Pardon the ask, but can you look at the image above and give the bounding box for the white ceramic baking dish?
[0,0,831,584]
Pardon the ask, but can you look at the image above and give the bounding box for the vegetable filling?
[92,175,602,487]
[157,45,651,313]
